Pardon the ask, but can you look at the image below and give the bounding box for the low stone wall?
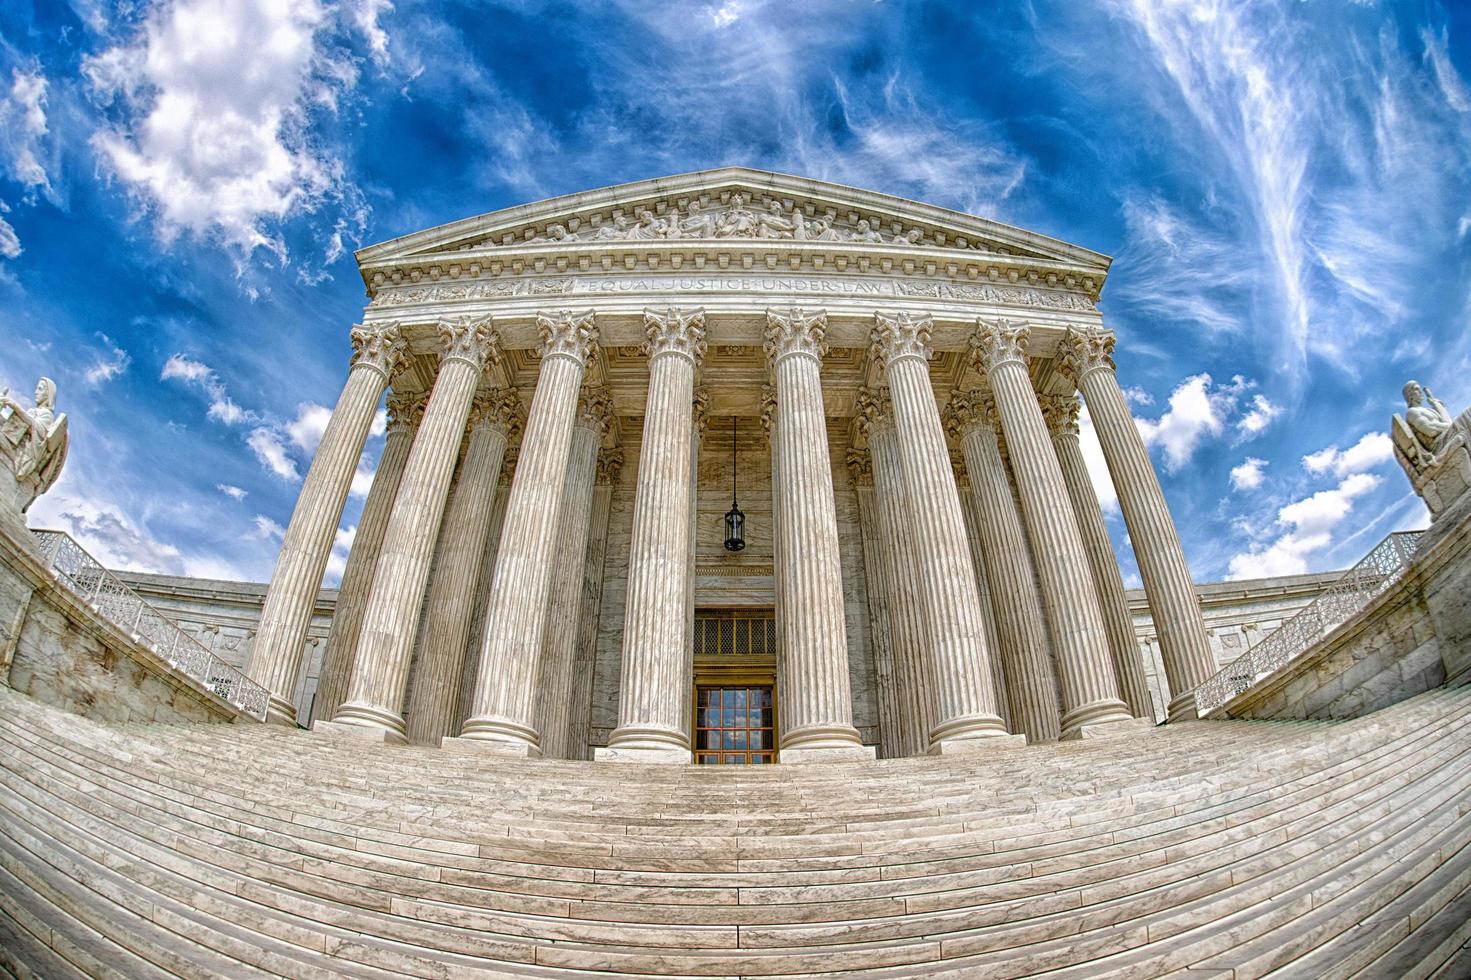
[1212,507,1471,721]
[0,526,243,725]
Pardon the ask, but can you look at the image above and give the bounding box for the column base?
[928,711,1012,745]
[324,701,409,744]
[312,719,406,745]
[441,735,542,759]
[1166,690,1201,724]
[1062,716,1154,741]
[927,733,1028,755]
[779,743,877,764]
[263,694,298,728]
[1059,699,1135,740]
[593,745,691,765]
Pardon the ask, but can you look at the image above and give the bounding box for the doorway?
[692,608,777,764]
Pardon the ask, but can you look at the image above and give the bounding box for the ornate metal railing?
[29,529,268,721]
[1194,530,1424,715]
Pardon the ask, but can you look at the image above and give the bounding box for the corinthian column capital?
[596,447,624,486]
[942,388,998,440]
[1058,326,1117,382]
[853,385,894,439]
[385,390,426,434]
[764,307,828,364]
[468,388,522,435]
[1040,393,1082,439]
[692,386,712,440]
[536,309,599,365]
[759,384,778,442]
[437,315,499,370]
[845,447,873,486]
[575,386,614,438]
[350,322,407,379]
[870,311,933,366]
[970,317,1031,372]
[643,308,708,364]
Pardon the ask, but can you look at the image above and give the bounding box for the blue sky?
[1,0,1468,588]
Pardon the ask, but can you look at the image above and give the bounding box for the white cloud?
[1229,456,1267,491]
[83,334,131,386]
[161,353,248,424]
[1077,400,1119,515]
[708,1,742,28]
[83,0,370,261]
[247,426,299,481]
[349,456,375,499]
[370,407,387,437]
[1302,431,1393,479]
[0,210,19,259]
[1227,472,1381,579]
[323,523,356,585]
[31,493,186,574]
[0,68,53,198]
[1134,373,1249,472]
[252,514,286,540]
[286,402,333,453]
[1122,385,1154,407]
[216,483,248,500]
[1236,394,1279,437]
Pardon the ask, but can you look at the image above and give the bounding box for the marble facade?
[233,169,1235,761]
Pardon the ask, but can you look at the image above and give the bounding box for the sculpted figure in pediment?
[590,214,633,240]
[629,209,668,240]
[716,193,759,237]
[678,200,715,238]
[757,200,795,238]
[853,218,884,243]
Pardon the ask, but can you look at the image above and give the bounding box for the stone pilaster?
[855,386,934,757]
[568,449,621,759]
[1041,392,1155,719]
[534,387,611,759]
[847,447,903,760]
[598,309,706,763]
[247,323,405,727]
[401,389,520,746]
[945,390,1061,743]
[320,317,499,743]
[1061,325,1215,721]
[766,308,872,763]
[971,319,1135,740]
[870,312,1018,753]
[313,390,421,723]
[449,310,600,757]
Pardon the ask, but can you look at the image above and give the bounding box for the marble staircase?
[1,683,1470,977]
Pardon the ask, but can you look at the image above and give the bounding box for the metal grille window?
[694,609,777,657]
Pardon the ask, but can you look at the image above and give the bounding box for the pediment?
[356,168,1110,274]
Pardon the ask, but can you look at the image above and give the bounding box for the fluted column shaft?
[569,451,620,759]
[1063,327,1215,721]
[533,392,607,758]
[972,320,1132,739]
[248,324,404,726]
[325,318,497,743]
[848,455,902,761]
[401,392,518,745]
[949,396,1061,742]
[958,485,1012,732]
[872,313,1013,752]
[452,311,599,757]
[683,390,709,741]
[313,393,419,722]
[764,309,869,762]
[1044,395,1154,718]
[599,309,706,762]
[860,402,934,757]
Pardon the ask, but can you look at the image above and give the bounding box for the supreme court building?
[242,168,1218,764]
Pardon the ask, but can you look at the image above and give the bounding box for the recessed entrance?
[693,608,777,764]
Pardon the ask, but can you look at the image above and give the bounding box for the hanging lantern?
[723,415,746,552]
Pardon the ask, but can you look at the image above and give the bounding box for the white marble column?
[568,449,621,760]
[683,388,709,740]
[944,390,1062,743]
[248,323,405,727]
[313,390,422,722]
[598,309,706,763]
[454,452,515,732]
[855,386,934,757]
[534,387,611,759]
[956,477,1012,732]
[1061,325,1215,722]
[971,319,1136,740]
[401,389,520,746]
[319,317,499,743]
[871,312,1018,753]
[766,308,872,763]
[450,310,599,757]
[1041,392,1154,719]
[847,447,903,760]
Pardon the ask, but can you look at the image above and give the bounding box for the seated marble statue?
[0,377,68,514]
[1403,380,1453,452]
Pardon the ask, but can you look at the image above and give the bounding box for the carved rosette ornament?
[574,386,615,438]
[349,322,407,379]
[596,447,625,486]
[764,307,828,364]
[436,315,499,370]
[1058,326,1117,382]
[970,317,1031,373]
[870,311,934,366]
[468,388,523,435]
[846,447,874,486]
[385,391,426,434]
[536,309,600,365]
[1039,393,1082,439]
[643,308,708,364]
